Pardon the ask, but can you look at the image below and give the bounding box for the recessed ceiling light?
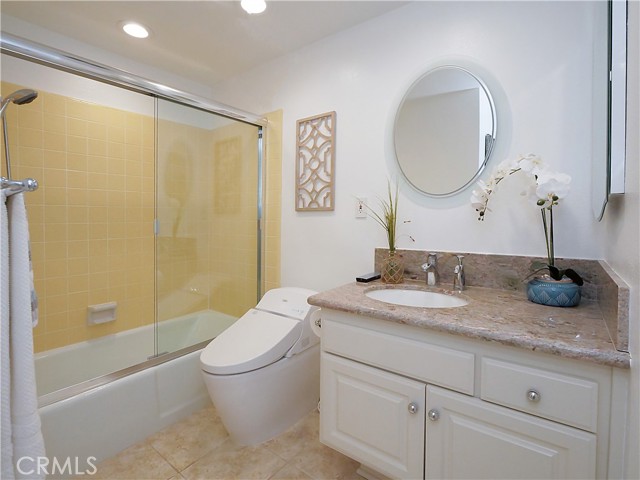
[241,0,266,14]
[122,22,150,39]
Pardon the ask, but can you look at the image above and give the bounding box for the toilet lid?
[200,309,302,375]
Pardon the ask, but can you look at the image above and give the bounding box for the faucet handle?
[453,255,465,292]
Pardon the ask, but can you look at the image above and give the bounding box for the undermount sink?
[365,288,468,308]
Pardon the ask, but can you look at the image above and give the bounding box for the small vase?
[381,251,404,284]
[527,276,581,307]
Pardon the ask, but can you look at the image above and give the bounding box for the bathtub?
[35,310,236,471]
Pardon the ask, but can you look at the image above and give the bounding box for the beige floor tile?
[147,404,229,471]
[268,463,313,480]
[181,438,286,480]
[288,441,361,480]
[264,409,320,461]
[92,442,178,480]
[95,407,362,480]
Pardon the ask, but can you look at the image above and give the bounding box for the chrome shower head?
[1,89,38,178]
[0,89,38,117]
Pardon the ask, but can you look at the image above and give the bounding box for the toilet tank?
[257,287,320,357]
[257,287,318,321]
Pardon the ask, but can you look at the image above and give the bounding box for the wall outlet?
[355,197,367,218]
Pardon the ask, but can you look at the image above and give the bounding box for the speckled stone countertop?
[308,281,631,369]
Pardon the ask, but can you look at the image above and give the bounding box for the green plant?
[367,180,399,253]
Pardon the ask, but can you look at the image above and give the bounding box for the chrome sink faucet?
[421,252,439,286]
[453,255,465,292]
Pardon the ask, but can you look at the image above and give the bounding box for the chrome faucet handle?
[453,255,465,292]
[422,253,439,286]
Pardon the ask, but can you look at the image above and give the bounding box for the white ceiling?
[1,1,408,85]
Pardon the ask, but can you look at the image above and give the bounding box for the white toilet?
[200,287,321,445]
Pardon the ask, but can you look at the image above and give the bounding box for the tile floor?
[90,403,362,480]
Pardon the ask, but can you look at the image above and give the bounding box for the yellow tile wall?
[2,81,155,353]
[1,81,279,353]
[156,115,270,320]
[156,119,215,320]
[207,121,261,317]
[264,110,283,292]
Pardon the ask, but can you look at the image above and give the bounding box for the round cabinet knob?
[408,402,419,414]
[428,409,440,421]
[527,389,541,402]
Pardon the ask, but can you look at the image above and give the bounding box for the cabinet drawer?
[480,358,599,432]
[323,319,474,395]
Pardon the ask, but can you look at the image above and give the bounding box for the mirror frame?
[608,0,627,196]
[393,65,497,198]
[595,0,627,220]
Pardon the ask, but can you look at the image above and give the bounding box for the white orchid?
[470,154,582,285]
[471,154,570,219]
[470,184,490,212]
[532,171,571,208]
[518,153,546,176]
[494,157,519,178]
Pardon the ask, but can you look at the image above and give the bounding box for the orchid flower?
[470,154,583,285]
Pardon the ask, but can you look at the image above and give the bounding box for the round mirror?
[394,66,497,197]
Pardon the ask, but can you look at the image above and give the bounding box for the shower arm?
[2,116,11,178]
[1,97,11,178]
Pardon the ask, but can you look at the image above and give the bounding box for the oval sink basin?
[365,288,468,308]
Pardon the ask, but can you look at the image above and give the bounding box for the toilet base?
[201,343,320,446]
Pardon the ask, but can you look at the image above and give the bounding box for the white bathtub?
[36,310,236,471]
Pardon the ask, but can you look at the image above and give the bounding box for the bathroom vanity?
[308,281,630,480]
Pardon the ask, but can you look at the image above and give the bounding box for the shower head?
[1,89,37,178]
[0,89,38,117]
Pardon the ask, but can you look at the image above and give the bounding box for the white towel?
[1,191,46,479]
[1,189,14,479]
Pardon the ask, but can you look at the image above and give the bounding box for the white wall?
[212,1,608,292]
[600,1,640,477]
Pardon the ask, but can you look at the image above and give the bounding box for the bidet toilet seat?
[200,308,302,375]
[200,287,320,445]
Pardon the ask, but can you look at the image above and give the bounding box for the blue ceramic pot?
[527,277,581,307]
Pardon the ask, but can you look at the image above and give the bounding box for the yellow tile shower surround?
[1,82,281,353]
[156,116,261,322]
[0,81,154,352]
[264,110,283,292]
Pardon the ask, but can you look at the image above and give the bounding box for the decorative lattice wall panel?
[295,111,336,211]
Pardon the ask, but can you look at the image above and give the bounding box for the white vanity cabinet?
[321,353,426,479]
[425,385,596,479]
[319,311,623,480]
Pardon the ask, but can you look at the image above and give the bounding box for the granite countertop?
[308,280,631,369]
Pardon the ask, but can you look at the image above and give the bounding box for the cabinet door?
[425,385,596,479]
[321,353,425,479]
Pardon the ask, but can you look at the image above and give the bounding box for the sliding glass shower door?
[1,50,264,402]
[155,99,262,355]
